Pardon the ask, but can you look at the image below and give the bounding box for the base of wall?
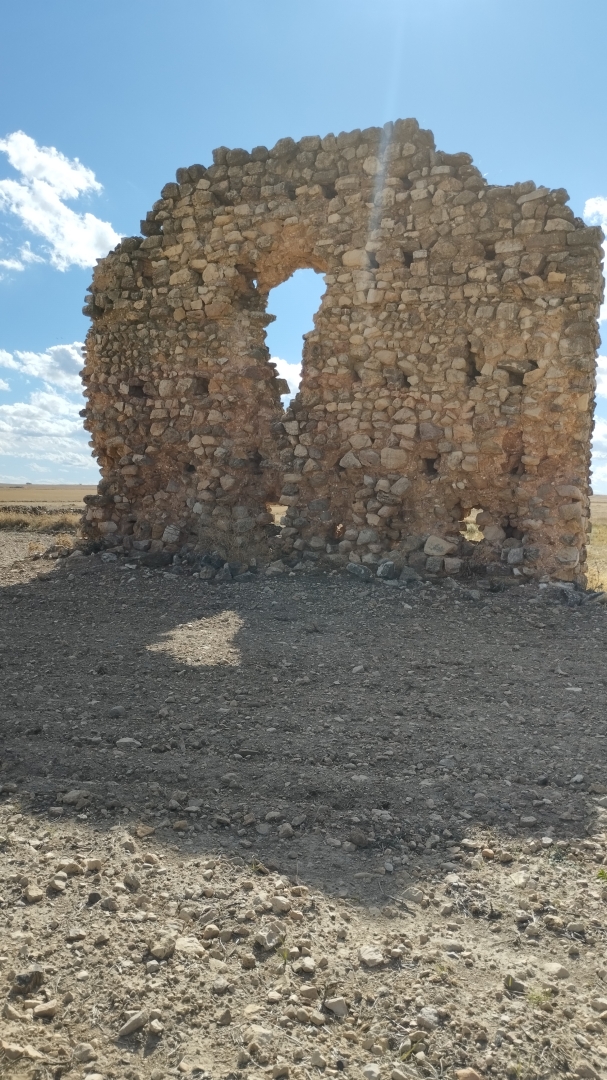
[81,519,587,588]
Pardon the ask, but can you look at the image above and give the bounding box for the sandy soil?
[2,538,607,1079]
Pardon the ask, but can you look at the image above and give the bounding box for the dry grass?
[0,511,82,533]
[586,521,607,591]
[26,534,79,558]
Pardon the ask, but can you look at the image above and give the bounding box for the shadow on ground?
[1,549,606,902]
[4,551,607,1080]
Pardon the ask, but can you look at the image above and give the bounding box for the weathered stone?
[73,1043,97,1063]
[402,886,424,904]
[543,962,569,979]
[118,1010,148,1037]
[175,935,205,956]
[376,560,397,579]
[23,884,44,904]
[347,563,372,582]
[417,1007,439,1030]
[399,565,421,583]
[148,936,175,960]
[424,535,456,557]
[82,122,602,585]
[33,1000,58,1018]
[504,973,526,995]
[11,966,44,996]
[255,924,285,950]
[359,944,384,967]
[325,996,349,1017]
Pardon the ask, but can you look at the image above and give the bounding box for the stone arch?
[82,120,603,583]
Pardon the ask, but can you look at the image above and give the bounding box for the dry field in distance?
[0,484,98,508]
[587,497,607,593]
[0,484,96,535]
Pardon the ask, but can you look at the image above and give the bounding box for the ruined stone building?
[82,119,604,583]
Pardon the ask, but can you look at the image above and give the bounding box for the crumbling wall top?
[81,120,604,585]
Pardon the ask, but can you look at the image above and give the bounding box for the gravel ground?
[2,541,607,1080]
[0,531,56,570]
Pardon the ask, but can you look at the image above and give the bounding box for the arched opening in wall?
[265,268,326,408]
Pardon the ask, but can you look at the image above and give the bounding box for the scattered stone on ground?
[0,531,58,570]
[2,541,607,1078]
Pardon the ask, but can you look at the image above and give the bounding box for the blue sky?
[0,0,605,485]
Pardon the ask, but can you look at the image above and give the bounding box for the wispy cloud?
[0,131,121,272]
[0,378,9,391]
[0,240,45,272]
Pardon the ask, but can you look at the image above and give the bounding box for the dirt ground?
[2,533,607,1080]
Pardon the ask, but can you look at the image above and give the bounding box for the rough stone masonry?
[81,119,604,583]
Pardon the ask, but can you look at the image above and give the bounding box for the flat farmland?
[587,495,607,590]
[0,483,97,508]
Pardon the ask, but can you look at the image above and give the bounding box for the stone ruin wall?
[81,119,605,584]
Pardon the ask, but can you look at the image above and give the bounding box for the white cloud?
[584,196,607,229]
[0,349,18,369]
[0,386,92,467]
[0,131,121,271]
[592,417,607,489]
[0,341,84,392]
[584,196,607,324]
[19,242,44,265]
[0,131,102,199]
[0,378,9,391]
[0,339,96,476]
[0,241,45,272]
[272,355,302,403]
[596,356,607,398]
[0,254,28,272]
